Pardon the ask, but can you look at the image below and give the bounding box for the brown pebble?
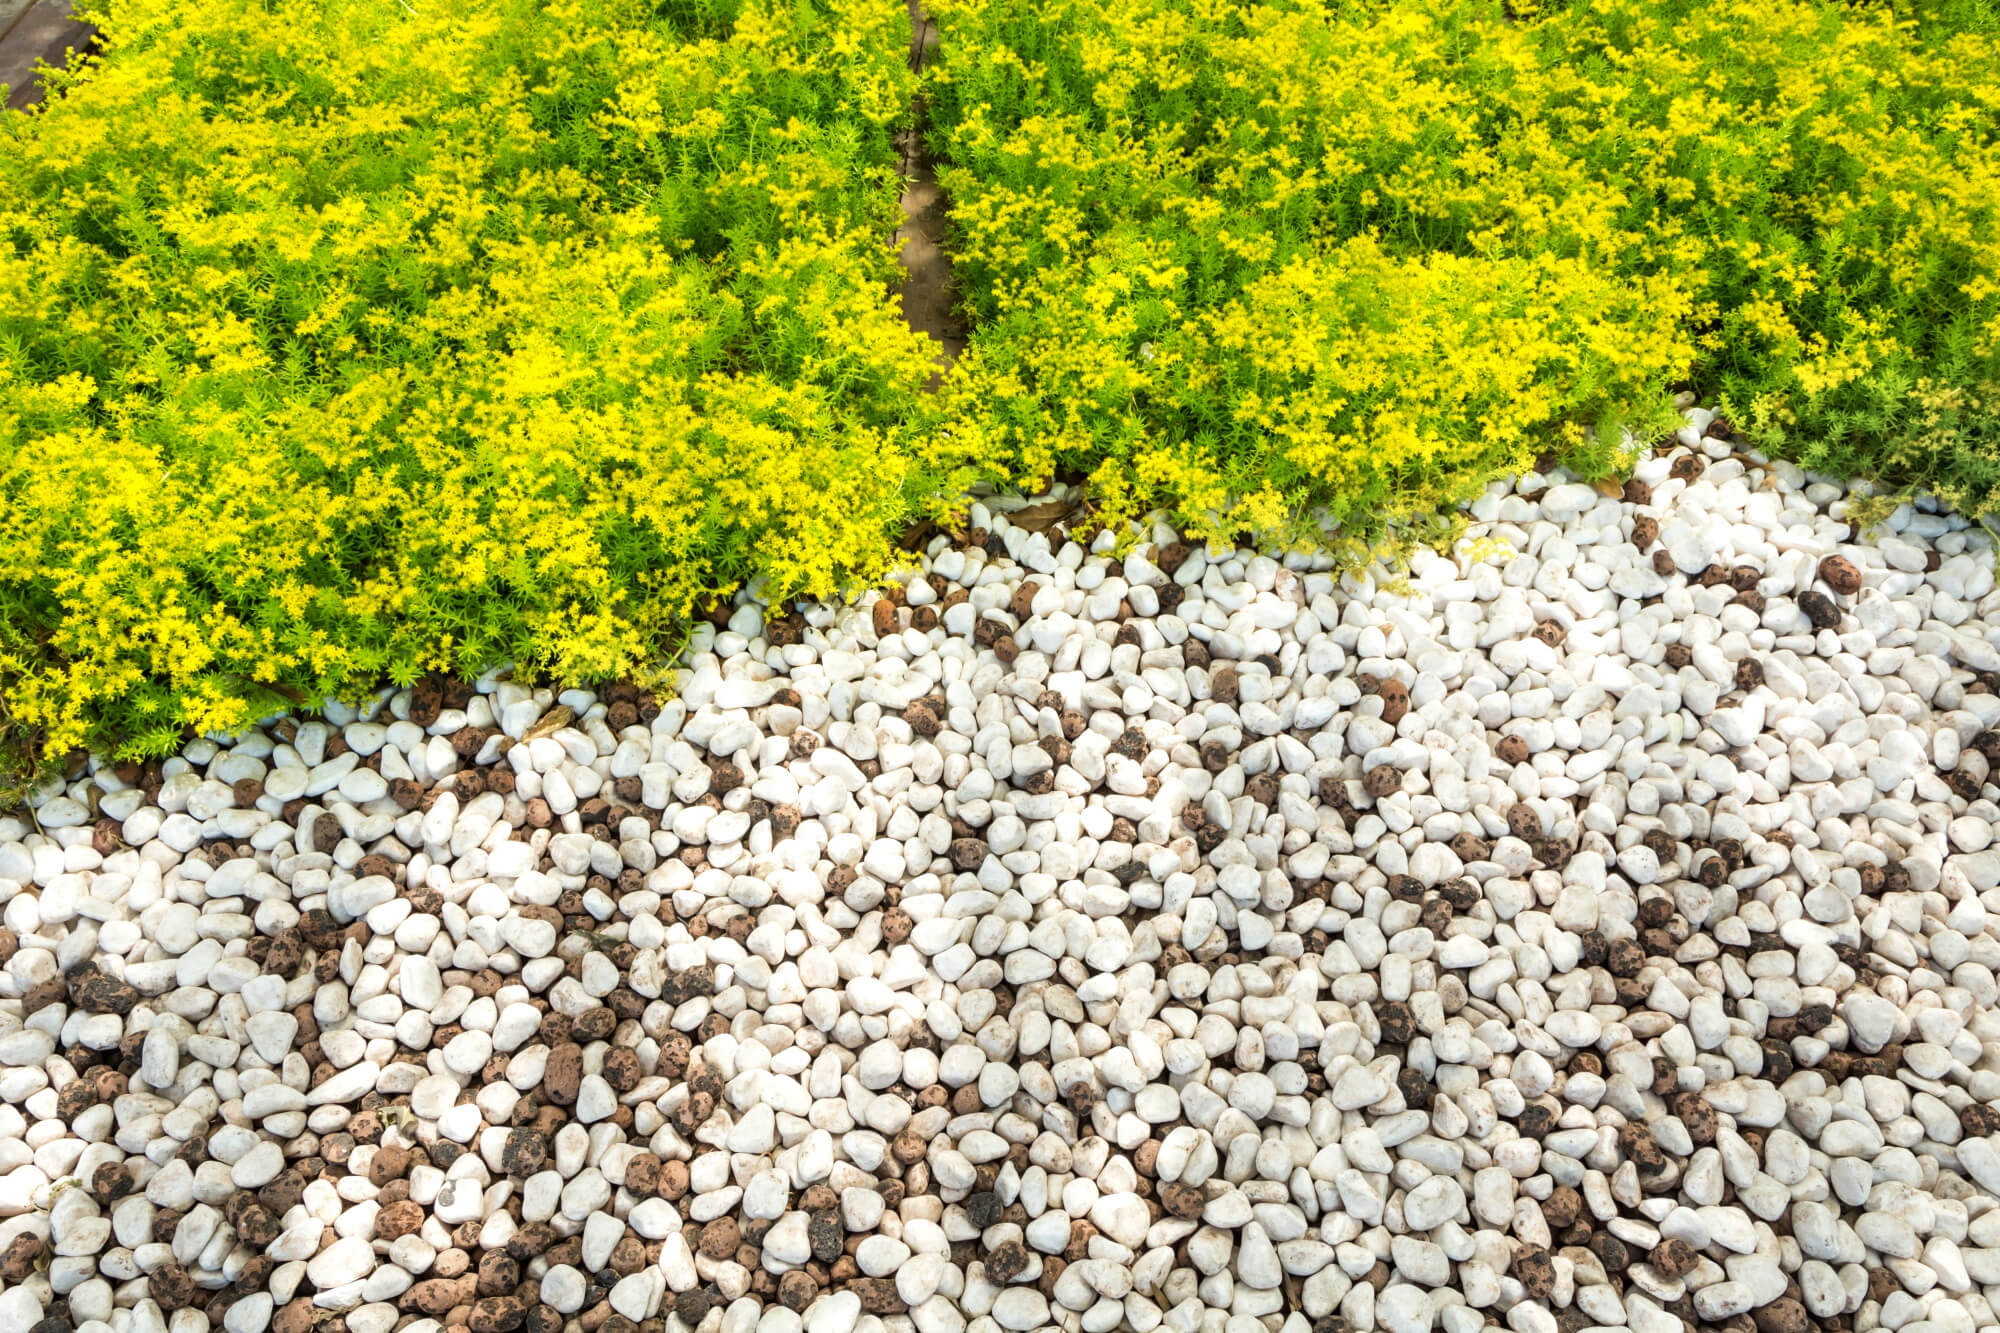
[1754,1298,1811,1333]
[500,1128,547,1176]
[149,1263,195,1310]
[369,1143,411,1185]
[1817,554,1862,595]
[1160,1182,1204,1219]
[1362,764,1400,799]
[852,1276,905,1314]
[543,1044,583,1106]
[274,1299,316,1333]
[468,1294,530,1333]
[1512,1246,1555,1299]
[0,1234,41,1283]
[985,1238,1032,1284]
[375,1200,426,1240]
[1649,1236,1698,1279]
[698,1217,739,1260]
[777,1271,818,1310]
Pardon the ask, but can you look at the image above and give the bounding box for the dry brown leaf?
[524,705,574,741]
[1593,478,1626,498]
[1007,498,1080,533]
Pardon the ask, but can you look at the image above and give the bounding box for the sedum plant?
[922,0,2000,542]
[0,0,937,764]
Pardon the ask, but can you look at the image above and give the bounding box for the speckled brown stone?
[68,966,139,1016]
[476,1252,519,1298]
[468,1295,530,1333]
[542,1044,583,1106]
[149,1263,195,1310]
[985,1239,1030,1284]
[413,1278,475,1315]
[365,1199,423,1243]
[1512,1247,1555,1300]
[777,1271,818,1311]
[1648,1236,1698,1279]
[273,1299,316,1333]
[1817,555,1861,596]
[0,1234,42,1283]
[697,1217,739,1260]
[499,1129,546,1176]
[850,1277,904,1314]
[1754,1298,1811,1333]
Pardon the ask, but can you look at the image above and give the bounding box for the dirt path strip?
[0,0,93,110]
[894,0,965,391]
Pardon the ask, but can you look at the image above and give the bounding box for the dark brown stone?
[149,1263,195,1310]
[1512,1247,1555,1299]
[0,1234,42,1283]
[68,967,140,1016]
[1649,1236,1698,1279]
[1541,1186,1581,1230]
[1754,1298,1811,1333]
[777,1271,818,1311]
[1798,590,1841,630]
[986,1239,1031,1284]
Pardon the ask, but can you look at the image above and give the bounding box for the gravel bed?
[7,407,2000,1333]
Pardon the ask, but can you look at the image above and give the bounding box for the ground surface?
[0,0,89,110]
[5,408,2000,1333]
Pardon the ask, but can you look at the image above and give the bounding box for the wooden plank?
[1,0,95,110]
[895,0,964,392]
[1,0,45,45]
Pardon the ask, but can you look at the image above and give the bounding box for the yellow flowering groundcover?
[0,0,937,762]
[924,0,2000,542]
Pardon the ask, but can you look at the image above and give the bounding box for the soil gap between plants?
[894,0,963,392]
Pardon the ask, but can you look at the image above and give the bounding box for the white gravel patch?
[5,406,2000,1333]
